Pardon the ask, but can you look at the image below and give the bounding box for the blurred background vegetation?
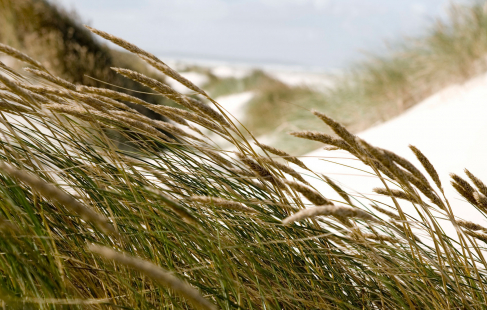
[2,0,487,154]
[0,0,172,121]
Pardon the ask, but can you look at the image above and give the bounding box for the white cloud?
[411,3,427,15]
[260,0,330,9]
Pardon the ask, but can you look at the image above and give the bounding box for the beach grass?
[0,24,486,309]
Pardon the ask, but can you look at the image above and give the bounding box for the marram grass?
[0,26,486,309]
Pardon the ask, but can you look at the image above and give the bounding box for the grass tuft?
[0,22,487,310]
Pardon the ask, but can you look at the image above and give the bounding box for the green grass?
[0,25,487,309]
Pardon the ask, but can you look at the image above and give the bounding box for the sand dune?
[302,72,487,231]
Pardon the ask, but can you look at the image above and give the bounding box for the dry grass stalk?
[90,94,137,112]
[390,220,422,242]
[381,148,430,186]
[360,140,444,207]
[451,182,477,205]
[255,142,307,169]
[145,187,199,226]
[227,167,256,178]
[152,105,225,135]
[193,146,233,168]
[323,175,352,205]
[44,103,100,121]
[20,84,67,98]
[237,154,285,189]
[464,230,487,244]
[312,110,365,152]
[111,110,203,142]
[457,219,487,234]
[68,91,115,112]
[190,196,256,213]
[465,169,487,197]
[159,123,204,144]
[111,67,228,128]
[359,139,407,182]
[364,234,397,243]
[41,92,69,105]
[32,86,110,111]
[85,26,206,95]
[77,85,154,109]
[24,68,76,90]
[88,244,216,310]
[0,74,40,107]
[0,60,20,77]
[410,145,442,190]
[474,192,487,210]
[0,91,33,107]
[84,26,160,62]
[237,153,285,189]
[186,96,231,128]
[45,104,172,141]
[109,113,174,142]
[284,180,333,206]
[0,43,46,71]
[138,54,208,96]
[282,205,376,226]
[361,141,433,205]
[0,98,33,114]
[112,67,186,101]
[259,157,308,185]
[404,173,444,208]
[451,174,477,205]
[0,162,116,234]
[289,131,353,153]
[373,188,421,204]
[451,174,476,193]
[350,229,397,243]
[77,85,199,131]
[370,204,401,221]
[116,67,227,128]
[248,179,266,191]
[150,119,204,143]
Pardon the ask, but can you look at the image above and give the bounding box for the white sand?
[301,72,487,230]
[195,91,255,149]
[164,71,208,94]
[211,65,251,79]
[214,91,254,121]
[268,70,334,91]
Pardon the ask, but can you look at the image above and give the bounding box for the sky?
[52,0,471,71]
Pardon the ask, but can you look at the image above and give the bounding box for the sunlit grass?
[0,24,486,309]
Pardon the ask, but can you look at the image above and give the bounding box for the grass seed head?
[465,169,487,197]
[283,205,377,226]
[410,145,442,190]
[284,179,333,206]
[190,196,256,213]
[255,142,307,169]
[88,244,217,310]
[0,162,116,234]
[0,43,46,71]
[24,68,76,90]
[373,187,421,204]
